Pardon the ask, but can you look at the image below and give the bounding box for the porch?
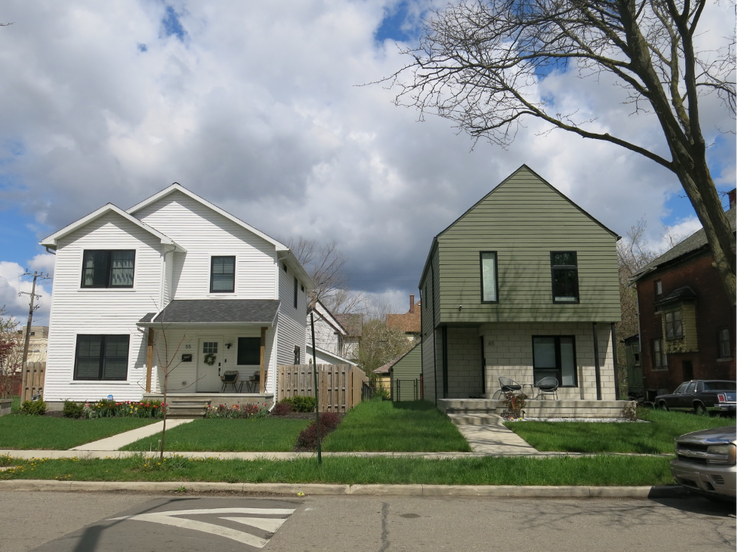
[143,392,274,418]
[439,398,632,423]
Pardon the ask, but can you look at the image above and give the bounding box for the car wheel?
[694,403,707,415]
[659,401,669,411]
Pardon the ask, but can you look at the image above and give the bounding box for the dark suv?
[655,380,736,414]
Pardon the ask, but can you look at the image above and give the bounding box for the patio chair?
[535,377,559,400]
[245,371,260,393]
[495,377,532,399]
[220,371,241,392]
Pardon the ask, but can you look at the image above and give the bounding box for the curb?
[0,479,687,499]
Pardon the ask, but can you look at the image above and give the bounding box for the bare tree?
[288,236,367,313]
[0,307,21,398]
[388,0,736,303]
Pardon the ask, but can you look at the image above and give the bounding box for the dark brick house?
[631,191,736,398]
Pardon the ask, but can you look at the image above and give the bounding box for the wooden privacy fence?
[277,364,368,413]
[21,362,45,402]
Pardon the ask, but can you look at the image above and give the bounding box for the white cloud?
[0,0,733,318]
[0,261,53,325]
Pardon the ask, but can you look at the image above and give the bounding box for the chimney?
[409,294,415,313]
[728,188,736,210]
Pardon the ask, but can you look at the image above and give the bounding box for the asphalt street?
[1,491,735,552]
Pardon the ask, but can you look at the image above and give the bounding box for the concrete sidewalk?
[69,418,196,451]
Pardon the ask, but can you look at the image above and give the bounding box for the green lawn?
[0,415,157,450]
[121,418,312,452]
[506,408,735,454]
[323,400,471,452]
[0,454,673,486]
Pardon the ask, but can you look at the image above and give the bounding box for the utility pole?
[19,270,50,401]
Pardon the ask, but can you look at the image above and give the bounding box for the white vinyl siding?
[277,263,307,370]
[134,192,278,300]
[44,211,164,403]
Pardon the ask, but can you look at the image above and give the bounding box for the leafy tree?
[357,318,415,380]
[389,0,736,303]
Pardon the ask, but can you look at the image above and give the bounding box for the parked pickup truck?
[655,380,737,414]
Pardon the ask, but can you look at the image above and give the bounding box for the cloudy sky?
[0,0,735,326]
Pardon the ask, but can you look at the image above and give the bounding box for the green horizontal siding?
[435,166,620,324]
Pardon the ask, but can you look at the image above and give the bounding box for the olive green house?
[419,166,622,411]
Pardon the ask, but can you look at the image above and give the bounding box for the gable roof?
[128,183,314,288]
[631,205,737,282]
[419,165,620,286]
[308,299,348,336]
[374,343,421,374]
[40,203,185,252]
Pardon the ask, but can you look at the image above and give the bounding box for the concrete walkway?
[69,418,196,451]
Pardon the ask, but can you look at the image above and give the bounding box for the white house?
[40,183,313,408]
[305,299,357,366]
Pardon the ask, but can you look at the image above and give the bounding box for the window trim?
[81,250,136,289]
[479,251,499,304]
[294,276,299,309]
[210,255,236,293]
[550,251,579,304]
[664,309,683,340]
[532,335,578,387]
[652,338,668,370]
[74,334,130,381]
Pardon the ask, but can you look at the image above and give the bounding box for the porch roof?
[138,299,280,326]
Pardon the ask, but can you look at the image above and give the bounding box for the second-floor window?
[550,252,579,303]
[82,250,135,288]
[664,310,683,339]
[480,252,498,303]
[210,256,235,293]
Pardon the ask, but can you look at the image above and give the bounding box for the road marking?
[109,507,296,548]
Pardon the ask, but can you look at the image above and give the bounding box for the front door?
[197,338,223,392]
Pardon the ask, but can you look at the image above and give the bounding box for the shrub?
[20,398,47,416]
[63,400,85,418]
[204,403,269,419]
[84,399,165,418]
[295,412,342,450]
[374,387,391,401]
[271,400,294,416]
[502,392,527,419]
[287,395,316,413]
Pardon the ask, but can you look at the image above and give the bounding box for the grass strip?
[324,400,471,452]
[0,416,158,450]
[121,418,312,452]
[0,454,673,486]
[505,408,735,454]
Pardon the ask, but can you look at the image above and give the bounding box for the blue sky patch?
[376,1,415,43]
[161,5,186,41]
[137,43,148,52]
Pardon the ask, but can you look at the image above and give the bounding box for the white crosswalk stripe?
[109,506,297,548]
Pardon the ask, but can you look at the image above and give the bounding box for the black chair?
[220,371,241,392]
[535,377,559,400]
[499,377,522,393]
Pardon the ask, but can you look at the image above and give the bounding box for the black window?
[81,250,135,288]
[664,310,683,339]
[718,328,731,358]
[655,280,663,297]
[532,336,577,386]
[480,251,498,303]
[237,337,261,365]
[550,252,579,303]
[210,256,235,293]
[74,335,129,380]
[294,276,298,308]
[294,345,301,364]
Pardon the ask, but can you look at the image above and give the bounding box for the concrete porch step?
[447,413,506,426]
[166,399,211,419]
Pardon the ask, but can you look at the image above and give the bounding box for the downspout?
[592,322,602,400]
[611,322,619,400]
[431,261,438,405]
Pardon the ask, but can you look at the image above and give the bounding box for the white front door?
[197,338,223,392]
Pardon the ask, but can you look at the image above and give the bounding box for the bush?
[20,398,47,416]
[84,399,165,418]
[286,395,316,413]
[271,401,294,416]
[204,403,269,419]
[295,412,342,450]
[63,400,85,418]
